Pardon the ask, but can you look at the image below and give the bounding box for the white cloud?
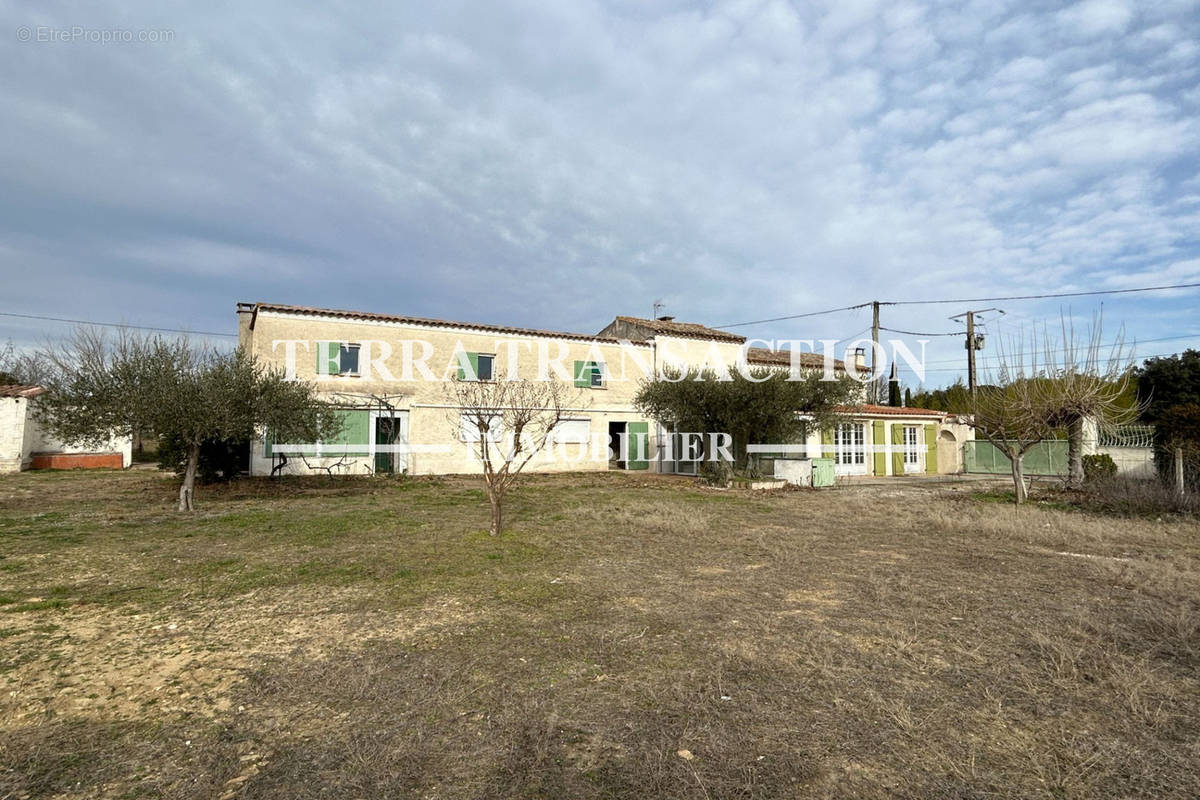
[1056,0,1135,37]
[0,0,1197,376]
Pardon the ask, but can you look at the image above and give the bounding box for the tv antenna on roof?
[652,299,665,320]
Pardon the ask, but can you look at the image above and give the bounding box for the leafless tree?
[0,339,54,385]
[1029,315,1139,488]
[975,315,1140,502]
[445,378,578,536]
[973,371,1050,504]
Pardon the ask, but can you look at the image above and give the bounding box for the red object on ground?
[30,453,123,470]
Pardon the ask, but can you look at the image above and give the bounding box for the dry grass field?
[1,469,1198,799]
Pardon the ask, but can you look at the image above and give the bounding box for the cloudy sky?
[2,0,1198,386]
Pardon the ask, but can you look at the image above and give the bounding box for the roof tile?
[0,384,43,398]
[612,315,745,343]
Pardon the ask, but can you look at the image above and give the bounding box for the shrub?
[1078,474,1200,516]
[699,460,732,487]
[1153,404,1200,489]
[1082,453,1117,483]
[158,434,248,484]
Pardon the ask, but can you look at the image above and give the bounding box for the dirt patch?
[1,470,1198,798]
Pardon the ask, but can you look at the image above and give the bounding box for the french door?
[903,425,921,473]
[834,423,866,475]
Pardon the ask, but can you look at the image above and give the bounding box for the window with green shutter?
[316,341,360,376]
[457,352,494,381]
[573,360,605,388]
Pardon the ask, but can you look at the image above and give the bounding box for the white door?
[903,426,921,473]
[834,423,867,475]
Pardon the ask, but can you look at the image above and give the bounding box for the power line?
[716,303,872,329]
[716,281,1200,330]
[918,332,1200,366]
[886,281,1200,306]
[919,349,1193,374]
[0,311,237,338]
[879,326,960,337]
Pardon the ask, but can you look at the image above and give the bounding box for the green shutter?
[263,428,273,458]
[316,341,339,375]
[872,420,886,476]
[820,427,833,458]
[626,421,650,470]
[457,352,481,381]
[326,410,370,457]
[891,424,905,475]
[924,424,939,474]
[574,361,603,388]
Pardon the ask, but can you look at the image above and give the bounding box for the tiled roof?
[745,346,847,371]
[839,404,946,418]
[0,384,43,398]
[612,315,745,343]
[245,302,643,345]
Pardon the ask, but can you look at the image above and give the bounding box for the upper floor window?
[317,341,360,376]
[457,352,495,382]
[574,360,606,389]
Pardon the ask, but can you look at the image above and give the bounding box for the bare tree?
[1028,315,1139,489]
[0,339,53,385]
[445,378,578,536]
[974,316,1140,502]
[973,376,1050,504]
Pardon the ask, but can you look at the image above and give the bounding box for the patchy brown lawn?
[0,469,1197,799]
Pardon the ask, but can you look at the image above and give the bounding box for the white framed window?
[834,423,865,466]
[317,341,361,376]
[903,425,921,471]
[552,418,591,444]
[457,353,495,382]
[339,343,360,375]
[460,413,502,442]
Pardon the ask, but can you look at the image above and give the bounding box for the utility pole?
[871,301,880,403]
[965,311,976,399]
[949,307,1005,401]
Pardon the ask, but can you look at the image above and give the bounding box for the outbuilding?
[0,385,132,473]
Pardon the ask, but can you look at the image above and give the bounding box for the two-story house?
[237,302,962,478]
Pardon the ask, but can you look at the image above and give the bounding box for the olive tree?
[35,328,337,510]
[445,377,577,536]
[634,365,859,471]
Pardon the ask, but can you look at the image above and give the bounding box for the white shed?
[0,385,132,473]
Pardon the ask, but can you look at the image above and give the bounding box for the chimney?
[854,347,866,371]
[236,303,255,348]
[657,315,675,322]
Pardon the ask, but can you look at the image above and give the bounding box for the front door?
[607,421,626,470]
[371,412,408,474]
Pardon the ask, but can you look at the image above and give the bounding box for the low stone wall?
[1097,447,1155,479]
[30,452,124,470]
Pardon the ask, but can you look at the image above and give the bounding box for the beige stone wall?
[245,311,660,476]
